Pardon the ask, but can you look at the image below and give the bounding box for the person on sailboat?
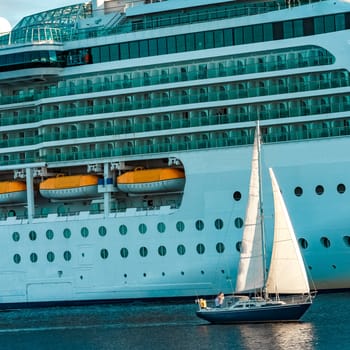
[215,292,224,307]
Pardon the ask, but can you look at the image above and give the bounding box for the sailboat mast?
[256,122,268,297]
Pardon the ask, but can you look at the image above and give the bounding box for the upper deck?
[0,0,325,49]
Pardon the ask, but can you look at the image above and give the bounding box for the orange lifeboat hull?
[117,168,185,194]
[40,175,100,200]
[0,181,27,204]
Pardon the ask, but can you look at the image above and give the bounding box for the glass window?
[233,191,242,201]
[63,228,71,239]
[91,47,100,63]
[110,44,119,60]
[294,186,303,197]
[176,35,186,52]
[337,184,346,194]
[12,232,20,242]
[177,244,186,255]
[129,41,139,58]
[81,227,89,238]
[185,33,195,51]
[149,38,158,56]
[283,21,293,38]
[253,24,263,42]
[63,251,72,261]
[139,40,149,57]
[99,226,107,236]
[47,251,55,262]
[119,224,127,235]
[30,252,38,263]
[205,31,214,49]
[29,230,37,241]
[139,223,147,234]
[46,229,54,240]
[120,247,129,258]
[243,26,253,43]
[335,14,345,31]
[294,19,303,37]
[195,32,205,50]
[215,219,224,230]
[195,219,204,231]
[167,36,176,53]
[100,45,110,62]
[100,249,109,259]
[216,242,225,253]
[120,43,129,60]
[176,221,185,232]
[343,236,350,247]
[158,37,167,54]
[196,243,205,254]
[158,245,167,256]
[224,28,234,45]
[263,23,273,41]
[320,237,331,248]
[139,246,148,257]
[315,185,324,195]
[13,254,21,264]
[324,15,335,33]
[214,30,224,48]
[157,222,166,233]
[234,217,243,229]
[299,238,308,249]
[236,241,242,252]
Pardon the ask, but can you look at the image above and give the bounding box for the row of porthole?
[233,183,346,201]
[12,235,350,264]
[11,219,226,242]
[12,242,226,264]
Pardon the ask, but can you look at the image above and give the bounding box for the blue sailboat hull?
[196,302,312,324]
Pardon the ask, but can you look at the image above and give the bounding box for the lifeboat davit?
[117,168,185,194]
[0,181,27,204]
[39,175,100,200]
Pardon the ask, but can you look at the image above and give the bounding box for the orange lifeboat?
[0,181,27,204]
[39,174,100,200]
[117,168,185,194]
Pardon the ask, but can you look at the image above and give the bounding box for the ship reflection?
[236,322,316,350]
[197,322,316,350]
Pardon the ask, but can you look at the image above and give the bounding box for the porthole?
[177,244,186,255]
[337,184,346,194]
[195,219,204,231]
[63,251,72,261]
[81,227,89,238]
[157,222,166,233]
[216,242,225,253]
[13,254,21,264]
[98,226,107,236]
[176,221,185,232]
[299,238,308,249]
[320,236,331,248]
[120,247,129,258]
[214,218,224,230]
[234,217,243,229]
[158,245,167,256]
[29,230,37,241]
[196,243,205,254]
[294,186,303,197]
[119,224,127,235]
[100,249,109,259]
[30,252,38,263]
[12,232,20,242]
[139,246,148,257]
[47,251,55,262]
[46,229,54,240]
[236,241,242,252]
[343,235,350,247]
[63,228,71,239]
[233,191,242,201]
[139,223,147,234]
[315,185,324,195]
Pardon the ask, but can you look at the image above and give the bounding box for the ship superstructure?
[0,0,350,306]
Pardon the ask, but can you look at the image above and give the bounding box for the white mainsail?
[235,128,264,293]
[266,168,310,294]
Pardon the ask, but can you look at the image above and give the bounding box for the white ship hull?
[1,0,350,306]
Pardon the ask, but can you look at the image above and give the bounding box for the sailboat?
[196,126,315,324]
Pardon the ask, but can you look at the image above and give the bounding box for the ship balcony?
[0,67,62,84]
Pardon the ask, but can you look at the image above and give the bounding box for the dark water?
[0,292,349,350]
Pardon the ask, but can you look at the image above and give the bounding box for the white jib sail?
[266,168,310,294]
[235,128,264,293]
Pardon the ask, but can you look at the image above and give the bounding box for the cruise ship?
[0,0,350,307]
